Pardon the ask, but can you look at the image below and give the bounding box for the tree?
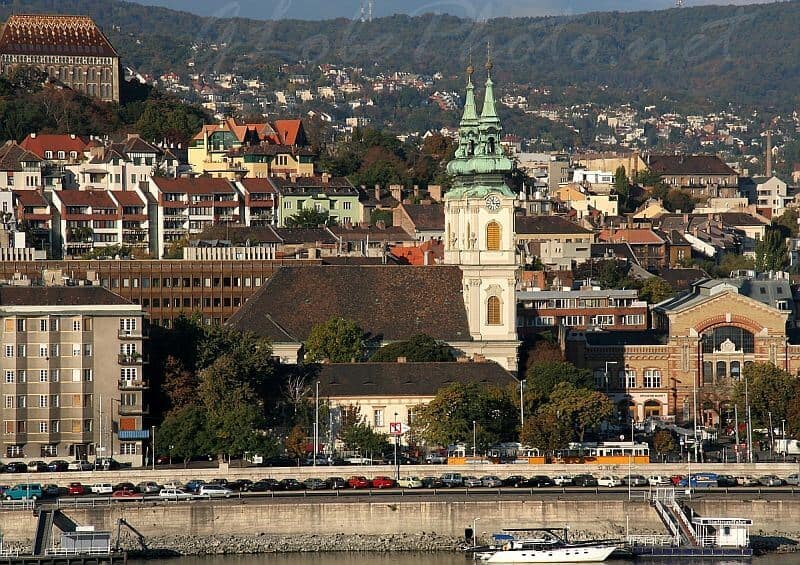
[285,208,333,228]
[732,363,799,428]
[285,424,308,462]
[339,415,389,456]
[775,208,800,238]
[755,226,789,272]
[304,317,366,363]
[653,430,677,457]
[663,189,695,213]
[638,277,675,304]
[614,166,631,211]
[520,407,573,452]
[411,382,519,451]
[162,356,199,413]
[155,405,213,467]
[547,382,614,442]
[370,334,455,362]
[525,361,594,406]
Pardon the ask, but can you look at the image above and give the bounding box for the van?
[440,472,463,487]
[4,483,43,500]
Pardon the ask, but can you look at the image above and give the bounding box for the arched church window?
[468,139,475,156]
[487,296,501,325]
[486,221,501,251]
[701,326,754,354]
[487,137,496,155]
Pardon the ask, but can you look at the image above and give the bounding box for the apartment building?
[0,286,145,465]
[13,190,52,253]
[237,179,278,226]
[0,141,43,190]
[110,191,150,253]
[517,287,648,336]
[272,174,361,226]
[51,190,121,258]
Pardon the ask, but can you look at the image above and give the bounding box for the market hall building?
[565,274,800,426]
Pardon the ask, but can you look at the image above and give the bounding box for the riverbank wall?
[1,497,798,554]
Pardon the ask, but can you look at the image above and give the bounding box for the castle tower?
[444,57,519,371]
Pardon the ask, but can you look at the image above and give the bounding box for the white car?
[552,475,573,486]
[397,476,423,489]
[648,475,670,486]
[90,483,113,495]
[197,485,233,498]
[158,488,194,500]
[598,475,622,487]
[68,460,93,471]
[161,481,183,490]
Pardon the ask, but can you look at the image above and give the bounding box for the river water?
[133,553,800,564]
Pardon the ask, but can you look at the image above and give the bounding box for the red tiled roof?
[239,178,278,195]
[12,190,48,207]
[192,118,272,142]
[599,228,665,245]
[56,190,116,208]
[272,119,305,146]
[110,191,145,206]
[152,177,236,195]
[20,134,90,159]
[0,15,118,58]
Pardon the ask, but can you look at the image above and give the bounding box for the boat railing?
[697,536,719,547]
[627,534,675,547]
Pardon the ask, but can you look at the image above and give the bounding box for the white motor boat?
[470,529,617,564]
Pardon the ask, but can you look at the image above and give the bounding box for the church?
[228,60,522,371]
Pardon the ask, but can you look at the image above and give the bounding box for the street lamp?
[519,379,526,430]
[313,380,320,468]
[151,425,156,471]
[472,420,477,460]
[394,411,399,480]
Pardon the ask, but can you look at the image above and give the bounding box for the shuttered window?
[487,296,502,325]
[486,222,501,251]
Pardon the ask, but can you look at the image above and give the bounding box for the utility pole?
[734,404,740,462]
[472,420,477,460]
[745,376,753,463]
[313,381,319,468]
[519,379,525,430]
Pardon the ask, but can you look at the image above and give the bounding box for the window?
[623,315,644,326]
[51,395,59,408]
[486,221,501,251]
[50,370,59,382]
[730,361,741,380]
[39,421,48,433]
[17,370,25,383]
[16,396,25,408]
[487,296,502,325]
[644,369,661,388]
[590,315,614,326]
[6,445,22,457]
[16,344,24,357]
[373,409,384,428]
[625,369,636,389]
[702,326,754,353]
[534,316,554,326]
[716,361,727,380]
[342,201,352,210]
[84,420,93,432]
[39,345,48,357]
[73,320,81,332]
[16,319,25,332]
[4,345,12,357]
[39,319,47,332]
[73,344,81,357]
[50,344,59,357]
[83,369,93,382]
[120,368,137,382]
[39,370,48,382]
[120,443,137,455]
[703,361,713,385]
[119,318,137,334]
[4,370,13,383]
[39,395,48,408]
[563,315,585,326]
[42,444,57,456]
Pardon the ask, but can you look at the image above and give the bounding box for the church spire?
[480,43,500,131]
[460,59,478,128]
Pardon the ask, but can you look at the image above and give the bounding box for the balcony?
[118,404,150,416]
[118,379,149,390]
[118,329,143,339]
[118,353,147,365]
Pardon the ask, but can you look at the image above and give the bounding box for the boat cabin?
[692,517,752,548]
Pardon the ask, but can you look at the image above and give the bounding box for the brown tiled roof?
[12,190,48,207]
[647,155,737,176]
[272,228,337,244]
[110,191,145,206]
[0,15,117,57]
[515,215,593,235]
[0,286,130,306]
[599,228,664,245]
[318,362,515,397]
[239,178,278,195]
[0,141,41,171]
[56,190,116,208]
[227,265,471,342]
[152,177,236,195]
[400,202,444,231]
[197,225,282,245]
[329,225,414,242]
[270,176,356,195]
[228,144,314,157]
[19,134,89,160]
[718,212,768,226]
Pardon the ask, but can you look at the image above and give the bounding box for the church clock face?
[485,194,501,212]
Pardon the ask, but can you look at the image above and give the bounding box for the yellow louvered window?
[487,296,502,325]
[486,221,501,251]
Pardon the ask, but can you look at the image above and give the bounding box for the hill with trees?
[1,0,799,111]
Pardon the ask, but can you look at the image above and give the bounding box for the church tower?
[444,57,520,371]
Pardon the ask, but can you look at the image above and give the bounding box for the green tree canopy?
[155,405,214,467]
[520,407,573,452]
[525,360,594,407]
[547,382,614,442]
[370,334,455,362]
[285,208,334,228]
[304,317,366,363]
[338,406,389,456]
[775,208,800,238]
[755,226,789,272]
[638,277,675,304]
[732,362,799,428]
[614,165,631,211]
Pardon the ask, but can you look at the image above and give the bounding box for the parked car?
[158,488,194,500]
[598,476,623,488]
[184,480,206,493]
[326,477,347,489]
[397,476,423,489]
[573,474,598,487]
[717,475,738,487]
[250,479,279,492]
[47,460,70,472]
[503,475,531,488]
[371,476,396,489]
[480,475,503,488]
[227,479,253,492]
[112,488,140,499]
[440,472,463,487]
[113,482,136,493]
[4,462,26,473]
[344,456,374,465]
[421,476,443,489]
[198,485,233,498]
[529,475,555,488]
[622,474,648,487]
[42,484,62,497]
[552,474,573,486]
[94,458,121,471]
[670,475,684,486]
[425,453,447,464]
[736,475,759,486]
[648,475,670,486]
[303,478,328,490]
[90,483,113,495]
[786,473,799,486]
[136,482,160,494]
[209,478,228,486]
[4,483,42,500]
[161,481,183,490]
[277,479,304,491]
[26,461,47,472]
[758,475,784,487]
[67,482,86,496]
[347,476,371,489]
[463,476,483,488]
[68,460,93,472]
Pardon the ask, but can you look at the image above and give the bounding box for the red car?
[347,475,371,489]
[371,476,396,489]
[67,483,86,496]
[111,488,140,499]
[670,475,684,486]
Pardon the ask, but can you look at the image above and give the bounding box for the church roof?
[226,265,471,343]
[0,15,117,58]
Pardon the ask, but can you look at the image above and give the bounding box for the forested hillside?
[1,0,799,110]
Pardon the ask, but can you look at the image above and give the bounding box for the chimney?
[428,185,442,202]
[70,134,76,139]
[30,132,36,139]
[321,172,330,184]
[390,184,403,202]
[423,250,432,265]
[413,184,420,199]
[766,129,773,177]
[473,354,486,363]
[376,220,386,230]
[396,356,407,363]
[374,184,381,201]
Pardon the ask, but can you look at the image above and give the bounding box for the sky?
[126,0,776,20]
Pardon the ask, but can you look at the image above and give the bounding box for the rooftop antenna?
[676,0,684,6]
